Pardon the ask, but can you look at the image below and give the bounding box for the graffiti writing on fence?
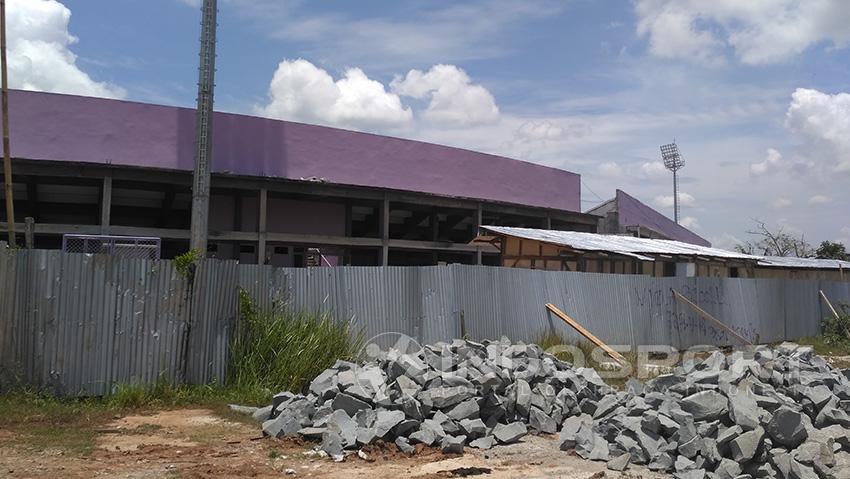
[633,284,756,345]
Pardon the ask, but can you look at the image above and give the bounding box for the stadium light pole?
[0,0,15,247]
[660,142,685,224]
[189,0,218,254]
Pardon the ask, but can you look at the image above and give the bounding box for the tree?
[816,240,848,260]
[734,219,813,257]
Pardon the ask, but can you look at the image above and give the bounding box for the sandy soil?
[0,408,667,479]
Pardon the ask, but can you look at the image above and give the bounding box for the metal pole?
[673,169,679,224]
[0,0,15,247]
[189,0,217,254]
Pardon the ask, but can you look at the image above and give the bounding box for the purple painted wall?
[615,190,710,247]
[9,90,581,212]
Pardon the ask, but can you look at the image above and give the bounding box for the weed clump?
[228,288,363,395]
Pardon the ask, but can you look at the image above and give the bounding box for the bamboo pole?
[672,290,754,346]
[0,0,15,247]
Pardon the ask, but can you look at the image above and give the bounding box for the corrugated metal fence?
[1,249,848,396]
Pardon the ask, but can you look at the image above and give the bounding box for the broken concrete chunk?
[321,431,344,457]
[767,407,808,448]
[440,434,466,454]
[469,435,495,450]
[331,393,371,416]
[458,418,487,439]
[729,427,764,462]
[681,390,729,421]
[374,409,405,437]
[529,407,557,434]
[326,410,358,448]
[714,458,742,479]
[251,405,272,422]
[607,452,631,471]
[409,428,436,446]
[446,398,480,421]
[395,436,415,455]
[493,421,527,444]
[263,414,301,438]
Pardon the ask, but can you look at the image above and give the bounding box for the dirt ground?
[0,408,665,479]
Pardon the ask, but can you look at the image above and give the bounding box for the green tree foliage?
[816,241,848,260]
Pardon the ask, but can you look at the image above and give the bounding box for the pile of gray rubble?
[235,338,850,478]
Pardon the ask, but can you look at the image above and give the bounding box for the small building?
[474,226,758,277]
[587,189,710,247]
[755,256,850,282]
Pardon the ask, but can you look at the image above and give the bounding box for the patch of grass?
[229,288,363,395]
[797,335,850,357]
[0,381,269,455]
[0,390,112,454]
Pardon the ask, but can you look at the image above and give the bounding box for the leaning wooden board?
[544,303,628,365]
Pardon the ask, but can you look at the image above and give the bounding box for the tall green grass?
[228,289,363,395]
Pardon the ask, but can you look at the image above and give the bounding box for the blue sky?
[11,0,850,250]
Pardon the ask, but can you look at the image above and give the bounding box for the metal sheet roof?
[758,256,850,270]
[480,226,760,262]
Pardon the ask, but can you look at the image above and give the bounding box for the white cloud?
[680,216,701,230]
[232,0,563,69]
[709,233,744,251]
[750,148,784,176]
[634,0,850,65]
[178,0,200,7]
[8,0,124,98]
[785,88,850,173]
[597,161,623,178]
[640,161,668,180]
[515,121,567,140]
[256,59,412,130]
[635,1,724,65]
[808,195,831,205]
[391,65,499,126]
[653,192,695,208]
[772,197,792,209]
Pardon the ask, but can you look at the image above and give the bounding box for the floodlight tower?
[660,142,685,224]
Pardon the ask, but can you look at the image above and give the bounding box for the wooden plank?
[544,303,627,364]
[820,290,841,320]
[672,290,754,346]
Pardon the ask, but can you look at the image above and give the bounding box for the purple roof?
[9,90,580,212]
[615,190,710,247]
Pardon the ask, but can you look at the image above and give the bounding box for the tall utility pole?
[0,0,16,247]
[189,0,218,254]
[660,142,685,224]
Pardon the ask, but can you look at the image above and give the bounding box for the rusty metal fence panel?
[1,249,849,397]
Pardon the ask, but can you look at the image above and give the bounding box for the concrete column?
[476,203,483,265]
[257,188,267,264]
[100,176,112,235]
[380,196,389,266]
[545,212,552,230]
[24,217,34,249]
